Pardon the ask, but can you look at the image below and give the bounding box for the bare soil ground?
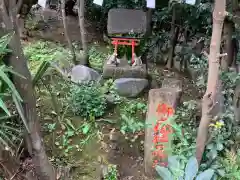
[27,9,101,44]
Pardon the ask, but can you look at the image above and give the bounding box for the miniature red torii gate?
[111,38,140,64]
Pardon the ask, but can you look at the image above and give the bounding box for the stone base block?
[102,62,147,79]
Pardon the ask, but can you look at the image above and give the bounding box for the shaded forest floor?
[33,57,199,180]
[22,12,200,179]
[37,65,198,180]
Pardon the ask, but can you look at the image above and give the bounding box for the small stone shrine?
[102,8,148,79]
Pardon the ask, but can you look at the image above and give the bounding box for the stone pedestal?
[102,58,147,79]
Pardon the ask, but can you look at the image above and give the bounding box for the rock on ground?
[70,65,101,83]
[114,78,148,97]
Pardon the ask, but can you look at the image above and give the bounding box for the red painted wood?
[111,38,139,64]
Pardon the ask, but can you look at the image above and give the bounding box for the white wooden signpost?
[93,0,104,6]
[185,0,196,5]
[38,0,47,8]
[146,0,155,8]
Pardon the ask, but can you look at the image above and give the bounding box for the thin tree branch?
[0,0,12,29]
[16,0,23,14]
[61,0,77,65]
[8,0,21,36]
[78,0,87,51]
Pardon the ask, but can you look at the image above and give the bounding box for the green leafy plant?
[23,40,73,75]
[156,156,215,180]
[205,119,229,161]
[88,46,109,71]
[0,33,28,149]
[0,33,12,59]
[55,117,96,157]
[143,32,169,63]
[45,122,56,133]
[45,105,97,158]
[170,100,198,160]
[25,15,39,31]
[189,54,208,94]
[24,41,70,62]
[103,164,118,180]
[54,119,77,156]
[120,113,144,135]
[220,150,240,179]
[119,100,146,135]
[0,116,22,151]
[199,71,240,166]
[185,38,240,178]
[101,79,122,104]
[68,82,107,118]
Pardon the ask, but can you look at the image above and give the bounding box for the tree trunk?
[9,33,56,180]
[99,0,108,40]
[222,20,234,70]
[17,0,38,39]
[166,5,178,69]
[195,0,226,163]
[77,0,89,66]
[0,1,55,179]
[61,0,77,65]
[145,8,153,37]
[231,38,238,70]
[229,0,239,70]
[65,0,77,16]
